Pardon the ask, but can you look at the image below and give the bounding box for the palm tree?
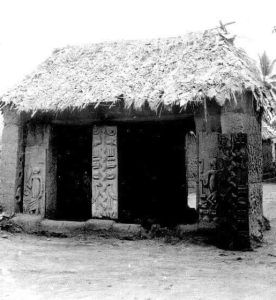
[259,51,276,81]
[259,51,276,98]
[259,52,276,124]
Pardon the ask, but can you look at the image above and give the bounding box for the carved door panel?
[23,146,46,217]
[92,126,118,219]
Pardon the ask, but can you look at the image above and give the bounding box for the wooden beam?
[50,113,194,125]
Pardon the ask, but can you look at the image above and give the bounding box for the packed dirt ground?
[1,183,276,300]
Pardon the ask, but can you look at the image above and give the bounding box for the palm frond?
[268,59,276,75]
[259,51,271,77]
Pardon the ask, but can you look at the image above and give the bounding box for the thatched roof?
[262,121,276,140]
[0,30,274,115]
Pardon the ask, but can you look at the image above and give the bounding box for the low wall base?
[9,214,217,240]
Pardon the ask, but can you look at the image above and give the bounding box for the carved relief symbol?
[105,127,117,146]
[93,127,103,146]
[200,158,220,210]
[23,167,43,215]
[92,126,118,219]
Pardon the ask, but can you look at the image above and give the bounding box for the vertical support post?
[45,125,57,219]
[217,133,250,249]
[185,133,197,194]
[194,102,221,222]
[92,125,118,219]
[221,93,264,246]
[23,146,46,216]
[22,124,55,218]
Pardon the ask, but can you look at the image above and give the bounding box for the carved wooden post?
[216,133,250,249]
[197,132,220,221]
[23,146,46,216]
[92,126,118,219]
[221,93,264,246]
[22,124,53,218]
[195,111,221,222]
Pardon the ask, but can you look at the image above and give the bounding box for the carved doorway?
[55,126,92,220]
[118,120,192,226]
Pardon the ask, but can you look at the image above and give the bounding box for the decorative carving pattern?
[23,147,46,215]
[15,153,24,211]
[217,133,250,249]
[198,132,220,221]
[92,126,118,219]
[199,158,220,221]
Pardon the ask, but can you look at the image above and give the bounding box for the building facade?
[0,30,274,249]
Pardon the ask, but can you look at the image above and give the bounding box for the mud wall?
[0,110,24,215]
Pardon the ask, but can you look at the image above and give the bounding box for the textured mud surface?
[1,183,276,300]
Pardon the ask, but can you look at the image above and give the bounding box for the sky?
[0,0,276,132]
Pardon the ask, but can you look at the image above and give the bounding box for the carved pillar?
[216,133,250,249]
[0,109,24,215]
[23,146,46,216]
[92,125,118,219]
[45,126,57,219]
[23,124,55,218]
[221,93,263,245]
[195,94,263,249]
[197,131,220,221]
[185,133,197,194]
[195,102,221,222]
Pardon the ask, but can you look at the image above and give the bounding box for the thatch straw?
[0,29,274,116]
[262,121,276,140]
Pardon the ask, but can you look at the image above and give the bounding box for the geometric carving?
[23,146,46,216]
[216,133,250,249]
[15,153,24,212]
[92,126,118,219]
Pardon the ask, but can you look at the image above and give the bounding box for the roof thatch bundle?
[262,121,276,140]
[0,30,274,116]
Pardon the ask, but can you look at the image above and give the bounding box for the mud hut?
[0,30,274,248]
[262,121,276,179]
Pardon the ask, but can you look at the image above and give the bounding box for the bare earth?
[1,184,276,300]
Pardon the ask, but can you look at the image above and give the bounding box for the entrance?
[118,120,194,226]
[55,126,92,220]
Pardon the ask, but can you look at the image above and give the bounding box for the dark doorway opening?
[55,126,92,221]
[118,119,195,227]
